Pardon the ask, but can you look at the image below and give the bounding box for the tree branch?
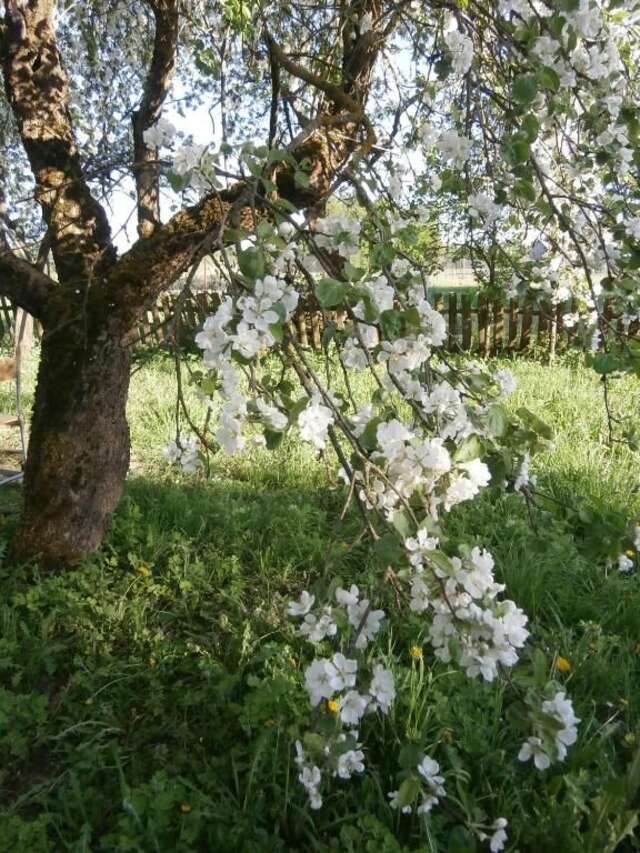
[0,244,55,318]
[1,0,116,284]
[132,0,180,238]
[107,0,390,327]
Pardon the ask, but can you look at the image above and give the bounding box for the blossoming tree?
[2,0,640,841]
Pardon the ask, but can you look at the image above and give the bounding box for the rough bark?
[2,0,116,283]
[12,308,131,566]
[131,0,179,238]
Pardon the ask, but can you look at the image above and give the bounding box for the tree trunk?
[12,316,131,567]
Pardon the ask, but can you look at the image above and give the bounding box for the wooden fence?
[0,292,631,356]
[126,291,618,357]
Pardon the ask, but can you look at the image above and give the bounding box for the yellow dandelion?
[180,803,192,814]
[409,645,423,660]
[626,549,636,558]
[555,656,571,673]
[136,564,151,577]
[326,698,340,714]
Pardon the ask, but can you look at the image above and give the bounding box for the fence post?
[538,299,550,350]
[508,299,518,350]
[297,313,309,348]
[448,293,458,352]
[520,296,533,351]
[311,312,322,350]
[478,295,488,356]
[492,300,503,355]
[461,295,472,350]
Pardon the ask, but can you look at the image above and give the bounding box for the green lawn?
[0,350,639,851]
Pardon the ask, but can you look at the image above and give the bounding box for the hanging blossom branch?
[155,0,640,845]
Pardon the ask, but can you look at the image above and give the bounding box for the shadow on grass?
[0,474,369,850]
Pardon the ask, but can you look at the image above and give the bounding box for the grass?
[0,348,639,851]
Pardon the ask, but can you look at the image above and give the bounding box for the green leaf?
[426,550,453,576]
[268,321,284,343]
[513,178,537,202]
[372,533,405,569]
[352,288,378,322]
[264,429,284,450]
[166,170,190,193]
[359,418,382,451]
[223,226,250,242]
[315,278,347,308]
[294,170,310,189]
[503,139,530,166]
[447,825,478,853]
[513,74,538,106]
[512,140,531,163]
[521,114,540,142]
[266,147,293,163]
[453,434,484,462]
[586,352,623,376]
[395,777,420,809]
[537,66,561,92]
[238,247,266,280]
[256,221,275,239]
[532,647,549,687]
[391,509,413,539]
[289,396,310,421]
[517,407,554,440]
[379,309,405,340]
[398,743,424,770]
[321,324,337,350]
[486,403,509,437]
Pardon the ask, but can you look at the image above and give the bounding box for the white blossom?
[368,664,396,713]
[287,590,315,617]
[299,396,334,450]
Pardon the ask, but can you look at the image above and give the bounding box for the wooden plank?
[0,414,20,427]
[297,313,309,348]
[0,298,14,338]
[492,300,504,355]
[461,295,472,350]
[311,312,322,350]
[520,296,533,351]
[538,300,550,347]
[448,293,458,352]
[478,295,488,356]
[508,299,518,350]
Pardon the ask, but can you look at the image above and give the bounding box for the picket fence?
[0,292,631,356]
[126,291,620,357]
